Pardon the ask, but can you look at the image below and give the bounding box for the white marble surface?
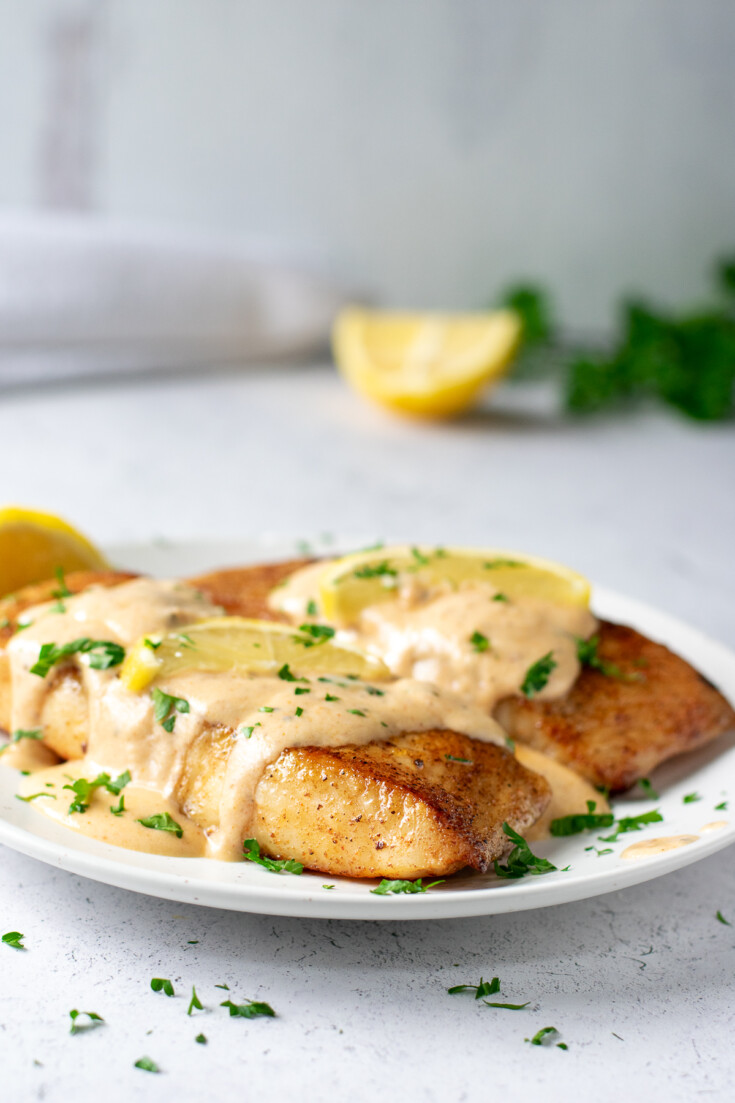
[1,366,734,1101]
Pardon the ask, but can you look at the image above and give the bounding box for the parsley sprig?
[576,636,642,682]
[220,998,276,1019]
[447,975,529,1009]
[69,1009,104,1034]
[598,809,663,843]
[31,638,125,677]
[494,823,558,879]
[520,653,557,698]
[2,931,25,949]
[151,687,190,732]
[64,770,130,814]
[550,800,614,837]
[0,729,43,756]
[242,838,303,875]
[138,812,184,838]
[371,877,444,895]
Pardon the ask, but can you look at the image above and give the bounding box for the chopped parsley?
[483,559,524,569]
[242,837,303,875]
[576,635,642,681]
[297,623,335,644]
[348,709,366,717]
[526,1026,565,1048]
[134,1057,160,1073]
[220,998,276,1019]
[410,547,430,567]
[294,706,304,717]
[322,884,335,890]
[187,986,204,1015]
[448,977,500,999]
[550,801,614,837]
[143,637,162,650]
[469,631,490,653]
[69,1009,104,1034]
[138,812,183,838]
[638,778,659,800]
[715,801,728,811]
[2,931,25,949]
[195,1034,207,1044]
[150,977,174,996]
[584,846,614,857]
[492,593,509,602]
[445,754,474,765]
[520,653,556,698]
[240,723,261,739]
[494,823,558,878]
[151,687,190,732]
[259,706,275,713]
[109,795,125,816]
[365,685,384,696]
[683,792,701,804]
[716,910,731,926]
[31,638,125,677]
[15,791,56,803]
[325,694,340,702]
[353,561,397,580]
[63,770,130,814]
[371,878,444,895]
[305,600,318,617]
[599,809,663,842]
[294,687,310,695]
[0,729,43,756]
[277,663,298,682]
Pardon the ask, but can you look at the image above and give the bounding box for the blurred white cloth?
[0,212,344,386]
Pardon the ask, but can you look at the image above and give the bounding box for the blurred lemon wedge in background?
[332,307,522,418]
[0,506,109,597]
[319,546,590,626]
[120,617,391,692]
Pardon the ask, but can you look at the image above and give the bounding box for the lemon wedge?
[332,307,522,418]
[0,506,110,597]
[120,617,391,692]
[318,546,590,626]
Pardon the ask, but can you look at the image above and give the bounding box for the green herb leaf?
[134,1056,160,1073]
[187,986,204,1015]
[195,1033,207,1044]
[220,998,276,1019]
[469,630,490,653]
[483,558,524,569]
[242,838,303,875]
[500,285,554,347]
[151,687,190,732]
[483,1001,530,1010]
[445,754,474,765]
[63,773,111,814]
[492,593,509,602]
[520,653,556,698]
[69,1009,104,1035]
[683,792,702,804]
[638,778,659,800]
[15,791,56,803]
[715,801,728,811]
[526,1026,560,1046]
[143,637,162,650]
[2,931,25,949]
[138,812,184,838]
[109,795,125,816]
[30,638,125,677]
[150,977,174,996]
[550,801,614,837]
[107,770,131,795]
[277,663,297,681]
[494,823,558,879]
[297,623,335,643]
[576,636,642,681]
[348,709,366,717]
[353,561,397,580]
[716,910,731,926]
[295,706,304,717]
[0,728,43,756]
[448,976,501,999]
[305,600,318,617]
[599,809,664,842]
[370,877,444,895]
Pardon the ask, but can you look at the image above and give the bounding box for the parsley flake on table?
[469,631,490,653]
[599,809,663,842]
[526,1026,564,1047]
[520,653,556,698]
[31,638,124,677]
[242,838,303,875]
[150,977,175,996]
[683,792,702,804]
[2,931,25,949]
[151,687,190,733]
[448,976,500,999]
[0,729,43,756]
[494,823,558,878]
[550,801,614,837]
[716,911,732,926]
[220,998,276,1019]
[134,1056,160,1073]
[69,1009,104,1035]
[187,986,204,1015]
[138,812,184,838]
[195,1034,207,1045]
[370,877,444,895]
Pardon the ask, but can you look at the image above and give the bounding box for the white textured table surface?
[1,366,734,1102]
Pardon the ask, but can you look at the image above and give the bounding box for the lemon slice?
[318,546,590,626]
[120,617,391,692]
[0,506,110,597]
[332,307,522,418]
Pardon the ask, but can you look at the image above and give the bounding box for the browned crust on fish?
[495,620,735,791]
[190,559,311,622]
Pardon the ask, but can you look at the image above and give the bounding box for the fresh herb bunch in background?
[500,256,735,420]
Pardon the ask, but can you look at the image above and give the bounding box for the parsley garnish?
[448,977,500,999]
[348,709,366,717]
[370,878,444,895]
[151,977,174,996]
[526,1026,565,1048]
[492,593,509,602]
[469,631,490,653]
[109,795,125,816]
[323,884,335,890]
[715,800,728,811]
[306,600,318,617]
[187,986,204,1015]
[410,547,430,567]
[195,1034,207,1044]
[483,559,524,569]
[2,931,25,949]
[30,638,125,677]
[240,724,261,739]
[0,729,43,756]
[716,910,731,926]
[520,652,556,697]
[15,791,56,803]
[134,1057,160,1073]
[151,687,190,732]
[297,623,335,643]
[353,561,397,580]
[445,754,474,765]
[277,663,298,682]
[494,823,558,878]
[638,778,659,800]
[220,998,276,1019]
[550,801,614,837]
[576,635,641,681]
[295,706,304,717]
[325,693,340,702]
[242,838,303,875]
[584,846,614,857]
[69,1009,104,1034]
[138,812,183,838]
[599,809,663,842]
[143,637,162,650]
[294,686,310,695]
[683,792,701,804]
[63,770,130,814]
[259,706,274,713]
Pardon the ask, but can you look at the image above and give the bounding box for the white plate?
[1,535,734,920]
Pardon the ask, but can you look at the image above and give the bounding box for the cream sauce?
[700,821,729,833]
[271,565,597,713]
[5,578,509,860]
[621,834,699,860]
[513,745,611,841]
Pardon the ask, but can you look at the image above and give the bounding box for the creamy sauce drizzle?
[621,835,699,860]
[513,745,611,841]
[700,820,729,833]
[5,578,511,860]
[271,564,598,712]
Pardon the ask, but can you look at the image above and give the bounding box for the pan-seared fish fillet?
[1,568,550,877]
[189,559,311,620]
[496,620,735,791]
[179,727,550,877]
